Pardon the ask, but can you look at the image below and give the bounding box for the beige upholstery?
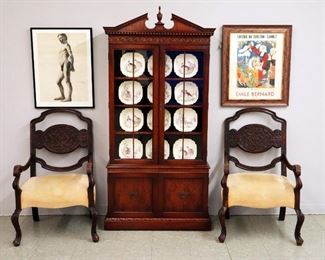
[21,173,90,209]
[226,172,295,208]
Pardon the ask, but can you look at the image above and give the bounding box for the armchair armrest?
[220,156,230,206]
[221,155,229,189]
[86,161,93,176]
[86,158,96,206]
[13,158,32,177]
[12,158,32,199]
[221,159,230,189]
[282,155,302,191]
[86,159,95,188]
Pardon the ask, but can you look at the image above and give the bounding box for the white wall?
[1,0,324,216]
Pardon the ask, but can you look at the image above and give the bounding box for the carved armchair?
[11,108,99,246]
[218,108,304,245]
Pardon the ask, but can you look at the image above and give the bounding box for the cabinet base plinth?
[104,217,211,230]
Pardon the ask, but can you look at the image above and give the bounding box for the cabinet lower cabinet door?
[106,173,210,230]
[108,176,154,217]
[162,178,204,213]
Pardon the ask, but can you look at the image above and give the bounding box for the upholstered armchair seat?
[21,173,90,209]
[227,172,295,208]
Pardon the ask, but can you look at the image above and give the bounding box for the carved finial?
[155,6,164,26]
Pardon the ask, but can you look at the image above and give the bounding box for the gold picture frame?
[221,25,292,106]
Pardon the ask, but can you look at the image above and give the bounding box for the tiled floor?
[0,214,324,260]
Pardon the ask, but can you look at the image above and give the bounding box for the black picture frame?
[31,28,95,108]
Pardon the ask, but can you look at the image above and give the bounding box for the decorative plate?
[173,138,197,159]
[147,109,171,131]
[145,139,170,159]
[147,54,172,77]
[174,81,199,105]
[164,139,170,159]
[119,108,144,132]
[146,110,153,130]
[174,53,198,78]
[147,81,172,104]
[145,139,153,159]
[118,81,143,104]
[119,138,143,159]
[173,108,198,132]
[120,52,145,77]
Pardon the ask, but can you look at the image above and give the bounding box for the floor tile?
[0,244,36,260]
[312,214,325,229]
[114,230,153,242]
[72,239,151,260]
[223,216,270,259]
[0,214,324,260]
[152,232,191,259]
[248,215,314,258]
[189,238,230,259]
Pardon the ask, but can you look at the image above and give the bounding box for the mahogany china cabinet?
[104,8,215,230]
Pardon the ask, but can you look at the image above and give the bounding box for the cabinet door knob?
[178,191,191,199]
[128,191,139,198]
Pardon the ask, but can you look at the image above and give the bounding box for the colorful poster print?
[229,33,284,101]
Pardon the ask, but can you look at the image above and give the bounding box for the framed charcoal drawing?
[31,28,94,108]
[221,25,292,106]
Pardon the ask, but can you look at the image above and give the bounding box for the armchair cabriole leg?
[90,207,99,242]
[279,207,286,221]
[294,208,304,246]
[218,206,227,243]
[225,208,230,219]
[11,209,22,246]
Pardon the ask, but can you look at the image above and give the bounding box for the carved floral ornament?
[109,36,210,44]
[228,124,282,153]
[33,125,88,154]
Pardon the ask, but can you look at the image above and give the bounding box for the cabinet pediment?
[104,8,215,37]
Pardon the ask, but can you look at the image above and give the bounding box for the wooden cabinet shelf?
[164,131,202,135]
[164,105,203,108]
[114,104,153,108]
[114,76,153,81]
[116,131,153,135]
[104,8,214,230]
[165,77,204,81]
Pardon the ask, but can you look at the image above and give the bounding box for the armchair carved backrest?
[218,107,304,246]
[11,108,98,246]
[30,108,93,175]
[224,107,286,175]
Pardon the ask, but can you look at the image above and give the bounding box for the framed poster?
[31,28,94,108]
[221,25,292,106]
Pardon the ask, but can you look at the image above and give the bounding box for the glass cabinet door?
[113,49,157,161]
[161,50,205,161]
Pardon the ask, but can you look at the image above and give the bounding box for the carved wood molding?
[106,217,209,223]
[109,36,210,44]
[108,32,214,36]
[228,124,282,153]
[33,124,88,154]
